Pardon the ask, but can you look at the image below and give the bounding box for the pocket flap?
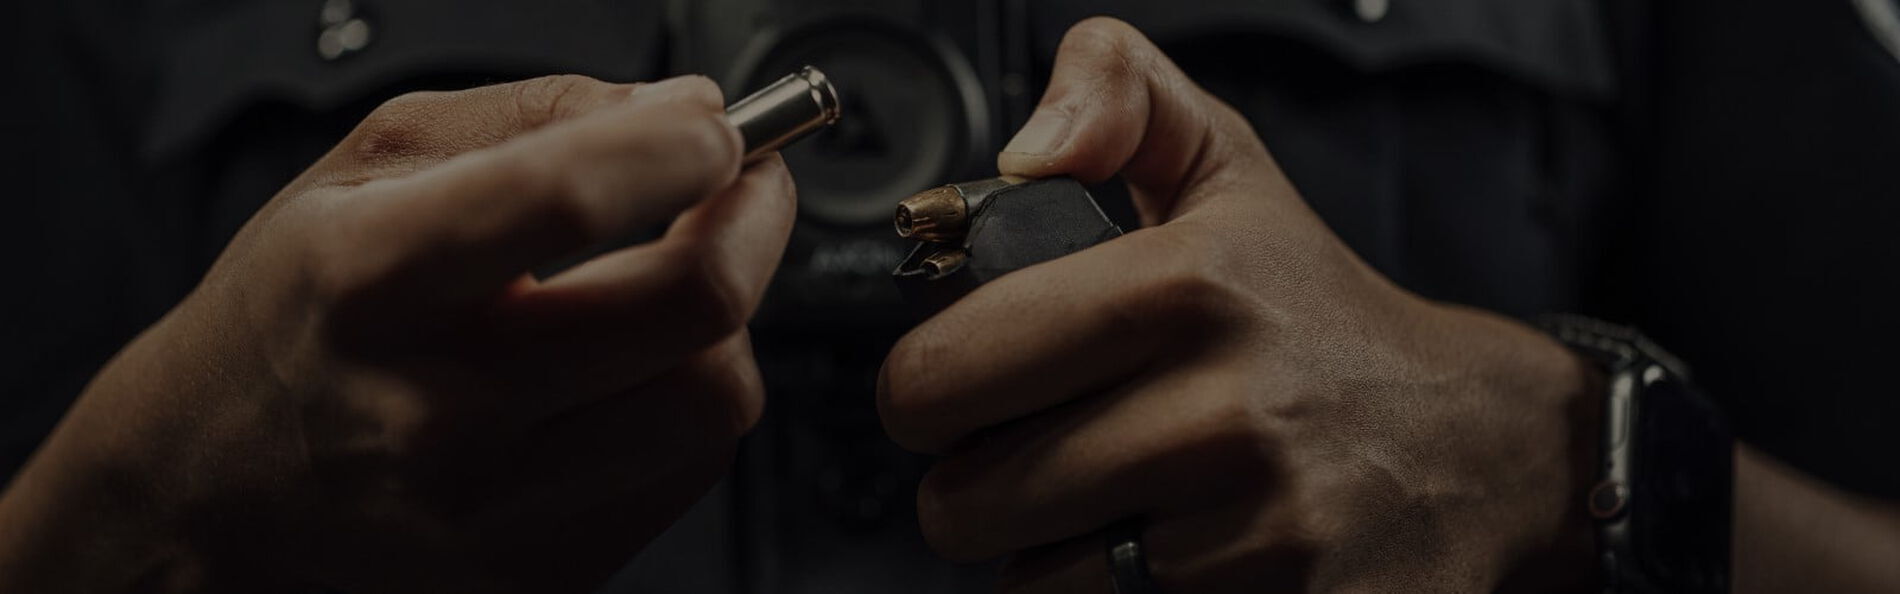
[144,0,665,161]
[1032,0,1615,98]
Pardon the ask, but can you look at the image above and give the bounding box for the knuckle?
[662,109,745,189]
[341,378,463,464]
[1117,236,1254,329]
[684,75,727,103]
[602,104,741,205]
[369,90,439,119]
[706,347,767,436]
[658,75,730,110]
[654,251,751,344]
[1151,269,1238,320]
[1065,17,1143,56]
[1139,377,1286,498]
[1194,388,1287,475]
[510,74,599,124]
[544,82,739,223]
[1062,17,1152,74]
[354,91,444,158]
[503,151,598,242]
[530,190,594,248]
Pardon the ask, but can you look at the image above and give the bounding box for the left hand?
[0,75,788,594]
[877,18,1601,592]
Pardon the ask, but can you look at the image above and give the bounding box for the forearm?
[1733,445,1900,593]
[0,414,200,593]
[0,316,266,594]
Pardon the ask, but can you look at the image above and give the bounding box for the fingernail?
[1002,108,1071,156]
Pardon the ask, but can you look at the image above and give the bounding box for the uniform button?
[1588,480,1630,520]
[319,0,352,27]
[1352,0,1389,23]
[317,0,373,61]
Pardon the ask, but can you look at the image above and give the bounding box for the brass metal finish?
[892,176,1028,243]
[894,186,967,240]
[919,249,970,279]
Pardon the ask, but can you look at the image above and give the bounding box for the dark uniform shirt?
[6,0,1897,592]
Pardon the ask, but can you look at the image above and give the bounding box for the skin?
[0,74,795,593]
[1733,447,1900,593]
[2,17,1895,594]
[878,17,1900,593]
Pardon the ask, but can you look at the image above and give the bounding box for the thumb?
[997,17,1276,225]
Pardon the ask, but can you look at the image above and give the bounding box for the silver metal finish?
[726,66,843,163]
[1105,520,1160,594]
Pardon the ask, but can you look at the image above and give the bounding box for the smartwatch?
[1539,315,1733,594]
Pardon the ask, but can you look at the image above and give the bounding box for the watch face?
[1629,369,1733,593]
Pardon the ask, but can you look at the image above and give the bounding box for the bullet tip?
[893,186,968,242]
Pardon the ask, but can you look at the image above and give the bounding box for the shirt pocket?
[142,0,668,164]
[1032,0,1621,315]
[136,0,670,271]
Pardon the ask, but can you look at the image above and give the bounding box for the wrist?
[0,425,214,593]
[1514,315,1739,594]
[0,322,284,594]
[1488,318,1607,594]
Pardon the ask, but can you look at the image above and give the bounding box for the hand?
[0,75,792,593]
[878,18,1602,593]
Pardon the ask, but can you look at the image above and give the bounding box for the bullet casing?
[893,176,1023,242]
[891,177,1124,317]
[894,187,966,241]
[726,66,843,163]
[918,249,970,279]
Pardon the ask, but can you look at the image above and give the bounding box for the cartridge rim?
[800,66,843,125]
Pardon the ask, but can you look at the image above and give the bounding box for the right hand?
[0,75,792,593]
[877,18,1599,593]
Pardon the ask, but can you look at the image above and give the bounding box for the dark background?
[5,0,1897,591]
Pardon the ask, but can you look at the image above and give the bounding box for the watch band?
[1538,315,1733,594]
[1538,314,1690,379]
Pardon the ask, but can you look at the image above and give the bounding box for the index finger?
[314,75,643,185]
[315,76,742,307]
[483,155,798,404]
[877,222,1267,454]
